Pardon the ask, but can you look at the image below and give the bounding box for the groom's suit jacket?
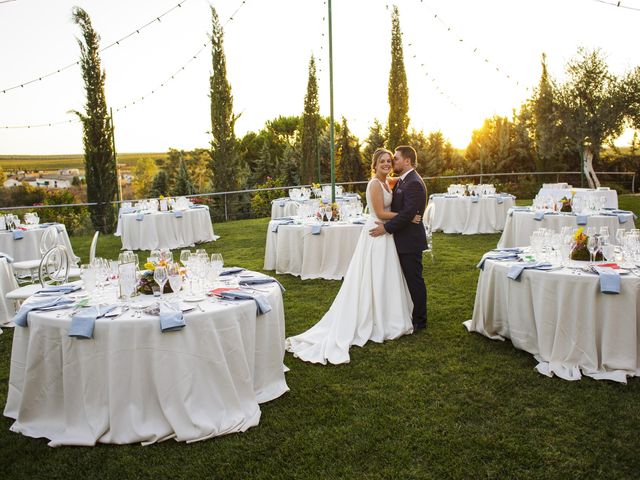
[383,169,428,254]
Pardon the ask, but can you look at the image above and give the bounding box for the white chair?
[89,231,99,264]
[423,203,434,261]
[11,226,60,283]
[6,245,72,301]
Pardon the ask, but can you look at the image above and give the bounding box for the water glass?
[153,266,168,299]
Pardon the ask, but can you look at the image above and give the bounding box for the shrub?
[250,177,286,218]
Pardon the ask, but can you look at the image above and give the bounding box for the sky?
[2,0,640,155]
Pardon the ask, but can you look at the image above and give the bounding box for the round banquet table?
[0,257,18,327]
[264,220,363,280]
[115,207,218,251]
[0,224,76,263]
[271,198,316,219]
[464,258,640,383]
[536,187,618,209]
[429,195,515,234]
[497,210,636,249]
[4,282,288,446]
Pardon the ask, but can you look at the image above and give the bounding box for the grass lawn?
[0,196,639,479]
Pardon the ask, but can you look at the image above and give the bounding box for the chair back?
[38,245,70,287]
[39,226,60,256]
[423,203,434,256]
[89,231,100,264]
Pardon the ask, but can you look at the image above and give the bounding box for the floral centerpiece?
[317,201,340,221]
[570,227,603,261]
[311,183,322,198]
[138,260,173,295]
[559,196,572,212]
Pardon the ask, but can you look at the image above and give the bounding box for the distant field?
[0,152,168,171]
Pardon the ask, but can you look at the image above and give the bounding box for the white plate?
[182,294,206,302]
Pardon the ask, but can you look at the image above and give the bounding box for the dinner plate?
[182,294,206,302]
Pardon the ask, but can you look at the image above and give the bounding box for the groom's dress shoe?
[412,322,427,332]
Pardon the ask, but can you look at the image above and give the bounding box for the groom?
[369,146,428,331]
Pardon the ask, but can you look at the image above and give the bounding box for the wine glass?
[325,205,333,222]
[599,226,610,246]
[210,253,223,283]
[149,250,160,264]
[80,264,96,295]
[153,266,168,299]
[168,263,183,299]
[180,250,191,267]
[587,235,600,265]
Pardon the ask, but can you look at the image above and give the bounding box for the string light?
[1,0,249,129]
[0,0,190,94]
[591,0,640,11]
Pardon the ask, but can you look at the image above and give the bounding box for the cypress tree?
[210,7,241,193]
[533,53,557,171]
[300,55,320,183]
[337,117,365,184]
[387,5,410,150]
[173,157,195,196]
[150,171,170,198]
[363,119,387,163]
[72,7,117,233]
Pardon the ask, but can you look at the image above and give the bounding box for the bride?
[285,148,416,365]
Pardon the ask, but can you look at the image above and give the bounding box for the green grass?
[0,152,168,171]
[0,195,639,479]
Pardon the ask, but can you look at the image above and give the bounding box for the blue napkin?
[492,247,524,253]
[173,210,184,218]
[136,213,144,221]
[509,206,531,217]
[239,275,286,292]
[507,262,552,281]
[36,284,82,296]
[533,211,545,221]
[311,224,322,235]
[69,304,119,339]
[477,252,520,270]
[219,266,246,276]
[12,230,24,240]
[271,219,294,233]
[351,218,365,225]
[159,302,186,333]
[576,215,588,225]
[189,204,207,209]
[13,296,75,327]
[496,196,504,205]
[217,289,272,315]
[593,266,621,294]
[0,252,14,263]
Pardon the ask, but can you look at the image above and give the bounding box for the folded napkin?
[351,218,365,225]
[238,275,286,292]
[492,247,524,253]
[136,213,144,221]
[12,230,24,240]
[311,224,322,235]
[0,252,14,263]
[576,214,588,225]
[477,252,520,270]
[471,196,480,203]
[444,194,458,198]
[36,284,82,296]
[533,211,546,221]
[159,302,186,333]
[509,206,531,216]
[13,296,75,327]
[507,261,552,281]
[216,289,272,315]
[189,204,207,209]
[593,266,621,294]
[496,196,504,204]
[219,266,246,276]
[271,218,294,233]
[173,210,184,218]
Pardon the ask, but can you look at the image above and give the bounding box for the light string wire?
[1,0,190,94]
[1,0,249,129]
[591,0,640,12]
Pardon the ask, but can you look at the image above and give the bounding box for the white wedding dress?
[285,178,414,365]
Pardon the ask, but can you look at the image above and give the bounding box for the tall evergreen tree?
[337,117,365,184]
[150,171,170,198]
[362,119,387,164]
[533,53,559,171]
[387,5,410,150]
[173,157,195,196]
[72,7,117,233]
[210,7,242,193]
[300,55,320,183]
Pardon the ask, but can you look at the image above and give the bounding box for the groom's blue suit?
[383,169,428,328]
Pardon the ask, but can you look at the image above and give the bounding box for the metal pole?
[110,108,122,203]
[316,137,321,183]
[327,0,335,203]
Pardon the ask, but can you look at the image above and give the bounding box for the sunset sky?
[2,0,640,154]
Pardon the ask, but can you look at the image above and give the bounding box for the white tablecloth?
[115,207,218,251]
[464,258,640,382]
[0,257,18,327]
[0,224,75,263]
[271,199,316,219]
[4,283,288,446]
[536,187,618,209]
[497,210,636,248]
[264,221,363,280]
[429,195,515,234]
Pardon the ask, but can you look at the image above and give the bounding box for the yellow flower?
[144,262,156,271]
[573,227,583,241]
[159,195,165,200]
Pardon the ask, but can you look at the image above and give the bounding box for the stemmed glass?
[599,226,610,247]
[325,205,333,222]
[168,263,183,299]
[587,235,601,265]
[153,266,168,299]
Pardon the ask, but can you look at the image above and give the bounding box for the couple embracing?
[286,146,428,365]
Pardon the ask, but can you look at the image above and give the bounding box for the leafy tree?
[173,157,195,196]
[387,5,410,149]
[277,144,301,187]
[555,48,627,179]
[209,7,244,193]
[533,53,561,171]
[71,7,117,233]
[337,117,365,184]
[362,119,387,165]
[132,158,158,198]
[150,171,170,198]
[300,55,320,183]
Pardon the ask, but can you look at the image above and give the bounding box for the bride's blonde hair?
[370,148,393,178]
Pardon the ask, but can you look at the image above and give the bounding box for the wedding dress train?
[285,178,413,365]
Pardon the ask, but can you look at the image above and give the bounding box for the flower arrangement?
[560,196,572,212]
[570,227,603,261]
[138,259,173,295]
[317,201,340,221]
